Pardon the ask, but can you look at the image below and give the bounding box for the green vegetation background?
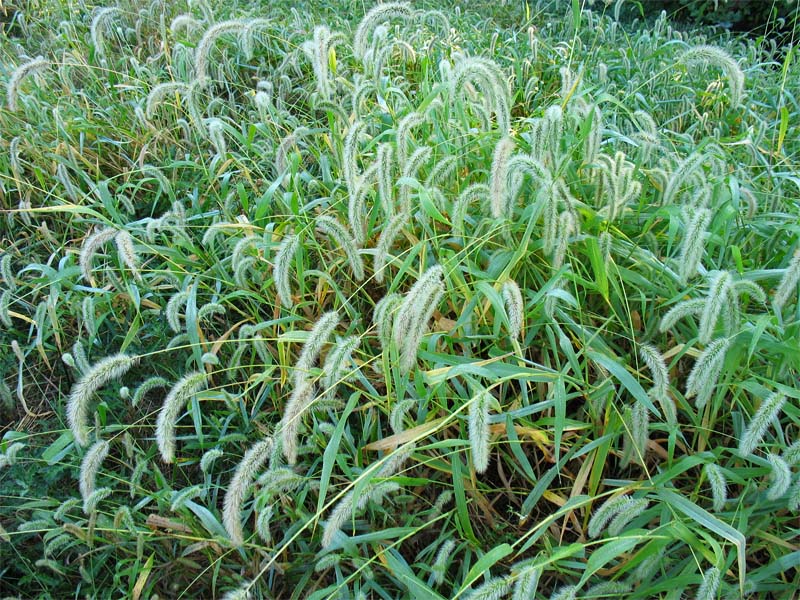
[1,0,799,598]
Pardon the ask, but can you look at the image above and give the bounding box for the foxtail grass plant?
[2,0,800,597]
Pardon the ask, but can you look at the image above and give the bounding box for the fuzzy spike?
[680,45,745,108]
[738,392,786,456]
[68,354,138,446]
[194,20,244,87]
[223,438,273,546]
[679,207,712,283]
[699,271,732,344]
[294,311,340,385]
[686,337,731,410]
[704,463,727,511]
[489,137,516,218]
[374,212,409,285]
[7,56,49,111]
[774,249,800,313]
[273,233,300,307]
[79,440,109,514]
[469,388,493,473]
[392,265,445,374]
[315,215,364,281]
[156,372,209,463]
[696,566,722,600]
[353,2,413,61]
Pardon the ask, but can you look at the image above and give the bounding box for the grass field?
[1,0,799,598]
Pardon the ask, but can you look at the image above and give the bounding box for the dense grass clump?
[1,0,799,598]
